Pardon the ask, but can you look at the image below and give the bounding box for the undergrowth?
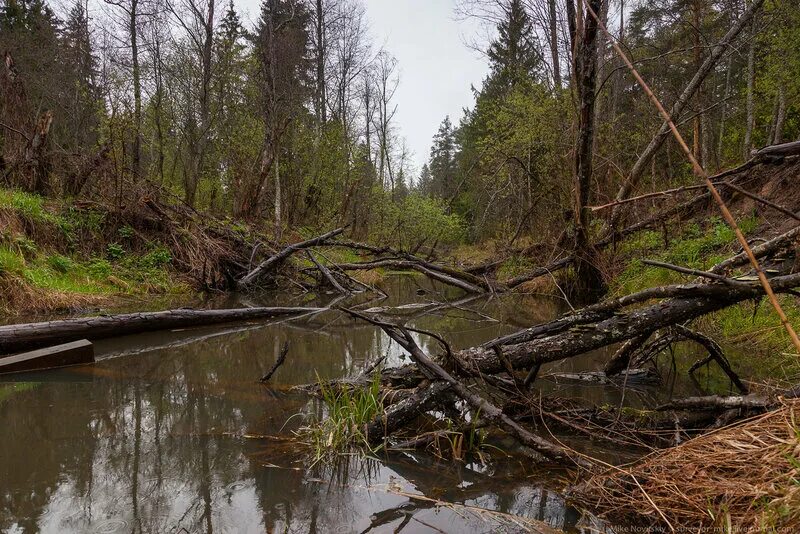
[0,188,188,315]
[612,215,800,376]
[298,374,385,464]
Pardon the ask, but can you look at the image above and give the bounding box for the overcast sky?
[363,1,489,173]
[233,0,490,174]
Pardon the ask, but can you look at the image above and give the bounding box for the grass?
[299,374,385,464]
[0,186,190,315]
[610,215,800,378]
[0,189,50,222]
[613,216,760,296]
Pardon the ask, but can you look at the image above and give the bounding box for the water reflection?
[1,276,626,533]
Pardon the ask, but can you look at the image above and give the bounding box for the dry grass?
[350,268,385,286]
[576,400,800,531]
[0,276,109,316]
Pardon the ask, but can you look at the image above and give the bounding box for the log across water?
[0,306,322,355]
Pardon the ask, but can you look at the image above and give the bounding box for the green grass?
[613,216,760,295]
[497,255,536,279]
[611,214,800,377]
[0,189,49,221]
[0,245,26,275]
[299,374,385,464]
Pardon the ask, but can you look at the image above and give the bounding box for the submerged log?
[0,339,94,374]
[0,306,322,354]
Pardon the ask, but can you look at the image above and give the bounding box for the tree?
[428,116,457,200]
[242,0,311,232]
[485,0,543,92]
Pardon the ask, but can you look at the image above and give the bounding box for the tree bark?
[744,6,757,157]
[237,227,345,289]
[0,307,321,355]
[548,0,561,89]
[572,0,605,294]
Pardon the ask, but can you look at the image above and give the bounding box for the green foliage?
[118,226,135,240]
[300,374,384,463]
[87,259,113,278]
[370,193,466,250]
[0,246,25,276]
[139,247,172,270]
[0,189,48,221]
[614,217,761,295]
[106,243,125,260]
[47,254,73,274]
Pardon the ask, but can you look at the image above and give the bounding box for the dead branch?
[237,227,345,290]
[261,341,290,382]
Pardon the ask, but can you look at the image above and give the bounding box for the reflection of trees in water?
[0,279,584,533]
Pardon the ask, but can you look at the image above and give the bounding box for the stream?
[0,275,703,533]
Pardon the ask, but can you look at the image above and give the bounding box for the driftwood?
[306,251,350,294]
[656,395,768,412]
[237,227,345,290]
[754,140,800,159]
[454,272,800,378]
[0,306,322,354]
[0,339,94,374]
[333,258,487,293]
[348,310,593,468]
[260,341,290,382]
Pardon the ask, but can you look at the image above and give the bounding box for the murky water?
[0,275,707,533]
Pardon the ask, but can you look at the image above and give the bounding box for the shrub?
[47,255,73,274]
[106,243,125,260]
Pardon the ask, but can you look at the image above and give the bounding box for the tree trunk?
[744,7,756,157]
[130,0,142,182]
[548,0,561,89]
[572,0,605,295]
[773,84,786,145]
[0,307,321,355]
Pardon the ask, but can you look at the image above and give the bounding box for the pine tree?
[60,0,102,150]
[486,0,542,91]
[428,116,457,199]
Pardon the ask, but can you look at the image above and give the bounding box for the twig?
[641,259,742,286]
[260,341,290,382]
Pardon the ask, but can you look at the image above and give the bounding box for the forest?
[2,0,800,531]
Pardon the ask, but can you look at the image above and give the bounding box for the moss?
[497,255,536,279]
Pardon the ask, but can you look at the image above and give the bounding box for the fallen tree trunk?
[237,227,345,290]
[656,395,768,412]
[754,140,800,159]
[457,272,800,377]
[0,306,322,354]
[503,256,573,288]
[352,311,593,468]
[333,258,486,293]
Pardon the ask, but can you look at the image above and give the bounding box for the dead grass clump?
[0,276,108,316]
[350,268,384,286]
[575,400,800,531]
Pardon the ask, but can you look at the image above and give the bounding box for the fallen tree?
[0,306,322,354]
[237,227,345,290]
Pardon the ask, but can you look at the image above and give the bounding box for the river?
[0,274,694,533]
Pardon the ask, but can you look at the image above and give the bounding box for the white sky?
[363,0,489,172]
[233,0,490,173]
